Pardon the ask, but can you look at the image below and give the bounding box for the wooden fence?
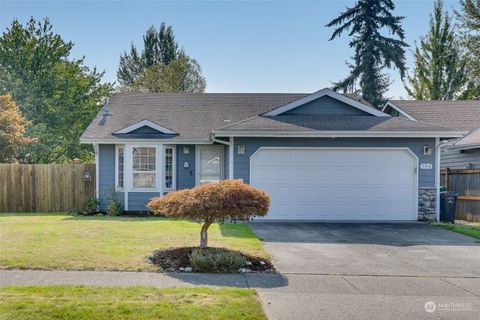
[0,164,96,213]
[441,169,480,222]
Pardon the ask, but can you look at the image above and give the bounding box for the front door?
[197,145,224,184]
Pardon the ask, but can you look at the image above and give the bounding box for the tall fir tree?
[456,0,480,99]
[406,0,467,100]
[117,23,205,92]
[326,0,407,108]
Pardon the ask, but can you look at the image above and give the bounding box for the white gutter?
[212,131,466,138]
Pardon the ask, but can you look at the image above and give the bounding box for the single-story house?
[383,100,480,170]
[81,88,464,221]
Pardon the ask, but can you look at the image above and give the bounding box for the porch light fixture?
[424,146,432,156]
[237,144,245,155]
[83,169,92,182]
[183,146,190,155]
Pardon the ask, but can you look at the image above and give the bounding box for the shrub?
[147,180,270,247]
[106,198,123,216]
[84,197,99,214]
[189,248,246,273]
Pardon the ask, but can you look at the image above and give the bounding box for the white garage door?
[250,148,418,221]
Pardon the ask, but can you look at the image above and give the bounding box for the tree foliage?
[133,57,206,93]
[148,180,270,248]
[117,23,206,93]
[406,0,467,100]
[326,0,408,108]
[0,18,113,163]
[456,0,480,99]
[0,93,35,162]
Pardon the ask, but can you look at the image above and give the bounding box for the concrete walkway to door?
[252,222,480,320]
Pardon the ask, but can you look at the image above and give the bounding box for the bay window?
[132,147,156,188]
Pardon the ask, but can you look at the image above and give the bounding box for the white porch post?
[435,137,440,222]
[124,144,132,211]
[94,143,99,199]
[229,137,234,179]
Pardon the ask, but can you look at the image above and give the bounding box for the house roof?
[455,128,480,148]
[81,91,464,143]
[386,100,480,133]
[81,92,308,142]
[212,115,461,137]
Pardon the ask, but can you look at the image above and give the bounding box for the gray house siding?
[98,144,124,210]
[441,147,480,169]
[128,192,160,211]
[283,96,371,116]
[233,137,437,188]
[177,145,196,189]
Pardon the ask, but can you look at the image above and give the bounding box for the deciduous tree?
[148,180,270,248]
[406,0,467,100]
[0,94,35,162]
[0,18,113,163]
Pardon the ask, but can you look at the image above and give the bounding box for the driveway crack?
[242,273,250,289]
[440,278,480,297]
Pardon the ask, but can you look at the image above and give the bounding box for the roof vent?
[103,99,110,116]
[224,119,232,123]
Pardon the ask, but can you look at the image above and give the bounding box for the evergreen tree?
[117,23,205,92]
[326,0,407,108]
[406,0,467,100]
[456,0,480,99]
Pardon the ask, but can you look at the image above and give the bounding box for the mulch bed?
[150,247,274,273]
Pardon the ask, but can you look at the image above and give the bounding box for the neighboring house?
[383,100,480,169]
[81,88,462,221]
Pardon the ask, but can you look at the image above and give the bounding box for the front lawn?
[435,222,480,241]
[0,214,267,271]
[0,286,267,320]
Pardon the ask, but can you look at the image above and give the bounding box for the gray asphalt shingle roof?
[388,100,480,133]
[81,92,460,142]
[81,93,308,141]
[212,115,458,134]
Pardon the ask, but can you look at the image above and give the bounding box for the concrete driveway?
[252,222,480,320]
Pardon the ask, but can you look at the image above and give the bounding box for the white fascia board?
[382,102,418,121]
[114,119,177,135]
[264,88,389,117]
[212,130,466,138]
[80,138,212,145]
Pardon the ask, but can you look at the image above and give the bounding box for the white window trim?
[131,145,158,192]
[164,145,177,192]
[115,145,125,191]
[195,145,225,185]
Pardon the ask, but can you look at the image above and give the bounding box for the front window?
[165,147,174,189]
[132,147,156,188]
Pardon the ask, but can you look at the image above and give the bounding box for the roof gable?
[114,120,177,135]
[263,88,388,117]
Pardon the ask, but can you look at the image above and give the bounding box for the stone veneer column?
[418,188,436,221]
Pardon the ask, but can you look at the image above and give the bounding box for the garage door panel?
[251,148,417,221]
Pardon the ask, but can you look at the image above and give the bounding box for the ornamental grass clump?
[147,180,270,248]
[189,248,247,273]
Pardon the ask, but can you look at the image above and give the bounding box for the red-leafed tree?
[148,180,270,248]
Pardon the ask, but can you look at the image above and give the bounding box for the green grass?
[435,222,480,241]
[0,286,267,320]
[0,213,268,271]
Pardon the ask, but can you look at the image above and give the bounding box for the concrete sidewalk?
[2,269,480,320]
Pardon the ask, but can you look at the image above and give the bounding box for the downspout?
[435,139,455,221]
[94,143,99,199]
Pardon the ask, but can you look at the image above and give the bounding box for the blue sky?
[0,0,461,98]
